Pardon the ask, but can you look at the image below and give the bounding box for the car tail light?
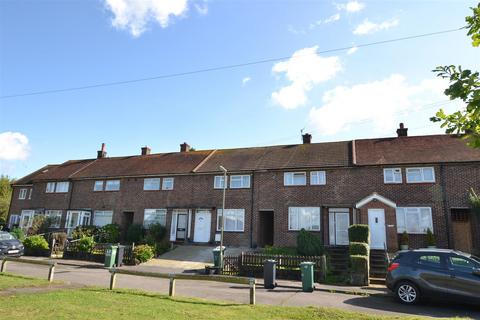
[387,262,400,272]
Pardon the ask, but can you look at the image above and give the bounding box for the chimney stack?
[396,123,408,137]
[180,142,191,152]
[97,143,107,159]
[302,133,312,144]
[141,146,151,156]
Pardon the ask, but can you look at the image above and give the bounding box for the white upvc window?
[230,175,250,189]
[284,172,307,186]
[396,207,433,234]
[144,178,160,191]
[45,210,63,228]
[8,214,20,228]
[384,168,402,184]
[162,178,174,190]
[217,209,245,232]
[20,210,35,229]
[310,171,326,185]
[288,207,321,231]
[94,180,104,191]
[18,188,28,200]
[65,210,91,237]
[144,209,167,227]
[55,181,69,193]
[214,176,227,189]
[406,167,435,183]
[93,210,113,227]
[46,182,56,193]
[105,180,120,191]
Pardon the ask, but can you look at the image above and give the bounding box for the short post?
[48,263,56,282]
[319,255,327,283]
[169,275,176,297]
[249,278,256,305]
[109,270,117,290]
[1,259,7,273]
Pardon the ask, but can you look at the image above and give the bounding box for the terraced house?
[7,124,480,254]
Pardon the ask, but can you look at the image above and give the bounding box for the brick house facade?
[7,126,480,253]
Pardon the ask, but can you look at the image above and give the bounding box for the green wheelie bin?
[105,245,118,268]
[300,262,315,292]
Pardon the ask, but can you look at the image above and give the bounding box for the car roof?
[402,248,472,257]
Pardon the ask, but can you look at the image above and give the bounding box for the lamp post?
[219,165,227,270]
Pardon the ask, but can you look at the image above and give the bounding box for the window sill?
[215,230,245,233]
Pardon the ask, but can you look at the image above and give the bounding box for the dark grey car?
[0,231,24,257]
[386,249,480,304]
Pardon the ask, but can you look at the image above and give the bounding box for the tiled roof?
[195,141,352,173]
[354,135,480,165]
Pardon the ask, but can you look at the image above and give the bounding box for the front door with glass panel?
[176,214,188,240]
[329,209,350,245]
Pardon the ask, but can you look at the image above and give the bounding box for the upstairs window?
[288,207,321,231]
[384,168,402,184]
[310,171,326,185]
[284,172,307,186]
[105,180,120,191]
[406,167,435,183]
[396,207,433,234]
[143,209,167,227]
[214,176,227,189]
[162,178,174,190]
[55,182,69,193]
[94,180,104,191]
[144,178,160,191]
[46,182,56,193]
[230,175,250,189]
[18,189,28,200]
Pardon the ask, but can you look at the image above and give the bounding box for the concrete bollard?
[48,264,56,282]
[109,270,117,290]
[249,278,256,305]
[169,275,176,297]
[1,259,7,273]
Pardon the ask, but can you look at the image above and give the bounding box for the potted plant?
[425,228,436,248]
[400,231,409,250]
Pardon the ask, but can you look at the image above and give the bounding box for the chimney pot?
[396,123,408,137]
[97,143,107,159]
[141,146,151,156]
[180,142,191,152]
[302,133,312,144]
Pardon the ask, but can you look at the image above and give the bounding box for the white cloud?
[242,76,251,86]
[194,2,208,15]
[104,0,190,37]
[308,74,447,135]
[337,1,365,13]
[0,132,30,161]
[324,13,341,24]
[347,46,358,55]
[353,18,399,35]
[272,46,342,109]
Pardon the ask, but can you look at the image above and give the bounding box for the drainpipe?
[440,164,451,248]
[249,171,255,248]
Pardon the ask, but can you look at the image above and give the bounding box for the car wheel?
[395,281,420,304]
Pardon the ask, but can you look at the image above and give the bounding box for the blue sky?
[0,0,478,179]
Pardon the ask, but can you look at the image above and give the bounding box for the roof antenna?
[300,128,305,142]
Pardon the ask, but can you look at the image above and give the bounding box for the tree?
[431,3,480,148]
[0,175,14,225]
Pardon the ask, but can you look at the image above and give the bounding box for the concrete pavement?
[3,259,480,318]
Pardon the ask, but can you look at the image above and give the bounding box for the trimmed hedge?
[297,229,325,256]
[350,255,369,273]
[23,235,49,250]
[348,224,370,244]
[349,242,369,256]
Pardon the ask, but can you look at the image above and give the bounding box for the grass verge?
[0,273,52,290]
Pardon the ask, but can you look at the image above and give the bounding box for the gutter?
[250,170,255,248]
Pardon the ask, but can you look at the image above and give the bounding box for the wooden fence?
[1,257,57,282]
[222,252,326,281]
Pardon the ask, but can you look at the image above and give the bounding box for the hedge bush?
[10,227,25,241]
[144,223,167,245]
[126,224,145,244]
[350,255,369,273]
[77,236,95,253]
[134,244,155,263]
[349,242,369,256]
[23,235,49,250]
[72,226,97,240]
[348,224,370,244]
[297,229,325,256]
[97,224,120,243]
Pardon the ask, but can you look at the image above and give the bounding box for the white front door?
[193,210,211,243]
[368,209,386,249]
[329,209,350,245]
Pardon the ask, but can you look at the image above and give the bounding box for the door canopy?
[355,192,396,209]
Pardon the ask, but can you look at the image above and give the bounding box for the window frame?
[406,167,435,183]
[214,176,227,189]
[288,207,321,231]
[18,188,28,200]
[93,210,114,227]
[143,178,160,191]
[383,168,402,184]
[105,180,120,191]
[284,172,307,186]
[46,182,56,193]
[310,171,326,185]
[45,210,63,228]
[229,175,251,189]
[55,181,70,193]
[216,209,245,232]
[396,207,433,234]
[143,208,167,228]
[162,177,174,190]
[93,180,104,192]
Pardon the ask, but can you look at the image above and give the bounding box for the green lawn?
[0,287,433,320]
[0,273,51,290]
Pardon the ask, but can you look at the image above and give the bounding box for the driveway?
[4,259,480,318]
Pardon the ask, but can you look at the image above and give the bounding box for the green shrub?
[144,223,167,245]
[10,227,25,241]
[77,236,95,253]
[349,242,369,256]
[263,246,297,256]
[348,224,370,244]
[72,225,97,240]
[133,244,155,263]
[97,224,120,243]
[126,224,145,244]
[426,228,436,246]
[27,215,48,236]
[297,229,325,256]
[350,255,369,273]
[23,235,49,250]
[400,231,409,246]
